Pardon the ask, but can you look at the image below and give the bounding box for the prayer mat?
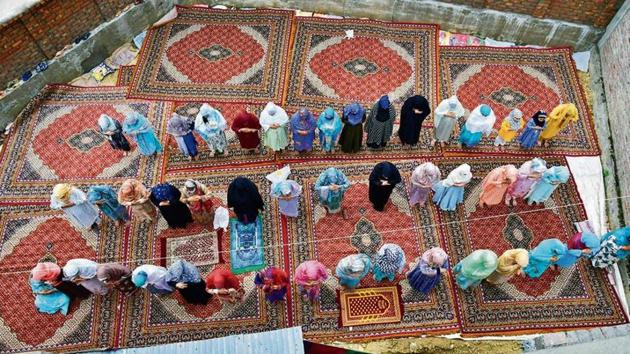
[121,165,287,347]
[116,65,135,86]
[126,7,294,103]
[287,160,459,341]
[230,216,265,274]
[285,17,439,113]
[159,224,222,268]
[439,46,600,157]
[0,205,122,352]
[0,85,170,203]
[437,156,628,335]
[337,286,403,327]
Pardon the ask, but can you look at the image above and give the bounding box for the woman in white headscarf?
[97,114,130,154]
[195,103,228,155]
[259,102,289,152]
[432,96,465,146]
[336,254,371,289]
[459,104,496,148]
[62,258,109,295]
[432,164,472,211]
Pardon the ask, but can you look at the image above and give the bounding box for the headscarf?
[166,259,202,283]
[87,185,120,211]
[531,110,547,128]
[542,166,570,184]
[52,183,73,204]
[259,102,288,131]
[401,95,431,122]
[506,109,523,130]
[314,168,350,201]
[166,113,194,136]
[151,183,178,203]
[457,249,498,279]
[123,112,153,134]
[529,239,568,262]
[465,104,496,134]
[343,102,366,126]
[434,95,465,128]
[96,263,131,282]
[294,260,328,285]
[375,95,392,122]
[568,232,601,255]
[290,108,317,131]
[411,162,441,187]
[484,165,518,186]
[206,268,241,290]
[63,259,98,280]
[227,177,264,223]
[98,114,118,132]
[374,243,406,275]
[317,107,342,136]
[31,262,61,281]
[118,179,149,203]
[270,180,302,198]
[369,162,402,185]
[548,103,578,125]
[132,265,169,288]
[232,110,260,130]
[336,254,371,277]
[195,103,227,135]
[132,270,148,287]
[518,158,547,178]
[442,164,472,187]
[421,247,448,267]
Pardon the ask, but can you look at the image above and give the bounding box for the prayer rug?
[337,286,403,327]
[437,156,628,335]
[120,165,287,347]
[159,224,221,268]
[116,65,135,86]
[0,85,170,203]
[285,17,439,113]
[287,160,459,341]
[439,46,600,157]
[126,7,294,103]
[0,205,122,352]
[230,216,265,274]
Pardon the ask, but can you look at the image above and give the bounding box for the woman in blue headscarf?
[336,254,371,289]
[339,102,366,153]
[150,183,193,228]
[523,238,568,278]
[290,108,317,153]
[29,276,71,315]
[270,180,302,218]
[195,103,228,155]
[525,166,570,205]
[98,114,130,154]
[314,167,350,215]
[591,226,630,268]
[373,243,406,282]
[88,185,128,225]
[518,111,547,149]
[167,113,198,160]
[317,107,342,153]
[123,112,162,156]
[132,264,173,295]
[459,104,496,148]
[166,259,210,305]
[555,232,601,268]
[366,95,396,149]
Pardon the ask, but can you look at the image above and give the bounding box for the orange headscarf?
[31,262,61,281]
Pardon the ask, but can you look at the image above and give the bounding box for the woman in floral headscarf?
[317,107,343,153]
[117,179,156,221]
[195,103,228,155]
[166,259,210,305]
[407,247,449,294]
[504,158,547,206]
[336,254,371,289]
[51,183,100,230]
[339,102,366,153]
[180,179,214,225]
[494,108,524,147]
[373,243,406,282]
[290,108,317,153]
[432,164,472,211]
[366,95,396,149]
[123,112,162,156]
[150,183,193,229]
[294,260,328,302]
[591,226,630,268]
[88,185,128,225]
[166,113,198,160]
[409,162,441,207]
[97,114,130,154]
[478,164,518,207]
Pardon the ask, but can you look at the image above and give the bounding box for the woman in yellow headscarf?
[50,183,100,229]
[539,103,578,147]
[486,249,529,284]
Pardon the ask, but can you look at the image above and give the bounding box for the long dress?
[150,183,193,228]
[365,96,396,148]
[486,249,529,284]
[432,164,472,211]
[433,96,465,143]
[518,111,547,149]
[339,103,366,153]
[314,168,350,214]
[50,184,100,229]
[407,247,449,294]
[295,260,328,301]
[336,254,371,289]
[254,267,290,303]
[317,107,342,152]
[231,110,261,149]
[459,105,496,148]
[167,260,210,305]
[478,165,518,207]
[195,104,228,154]
[373,243,405,282]
[167,113,198,158]
[270,180,302,218]
[556,232,601,268]
[505,158,547,204]
[398,95,430,145]
[117,178,156,221]
[122,112,162,156]
[98,114,130,151]
[30,279,70,315]
[87,185,129,222]
[180,180,214,225]
[523,239,567,278]
[494,109,524,146]
[259,102,289,152]
[227,177,264,224]
[453,249,498,290]
[540,103,578,142]
[132,265,174,294]
[409,162,441,206]
[290,108,317,152]
[525,166,570,205]
[368,162,402,212]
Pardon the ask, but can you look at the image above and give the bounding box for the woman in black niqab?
[369,162,402,212]
[227,177,264,224]
[398,95,431,146]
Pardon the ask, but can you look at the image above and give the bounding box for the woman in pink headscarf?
[409,162,441,207]
[294,260,328,301]
[407,247,449,294]
[479,164,518,207]
[505,158,547,206]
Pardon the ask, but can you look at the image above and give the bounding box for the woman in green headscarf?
[453,249,498,290]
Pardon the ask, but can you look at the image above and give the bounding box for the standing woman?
[505,158,547,206]
[206,267,244,304]
[317,107,342,153]
[123,112,162,156]
[525,166,570,205]
[453,249,498,290]
[259,102,289,152]
[314,168,351,215]
[88,185,129,225]
[166,259,210,305]
[231,109,261,152]
[166,113,198,161]
[518,111,547,149]
[294,260,328,302]
[98,114,130,155]
[523,239,567,278]
[290,108,317,153]
[432,164,472,211]
[118,178,156,221]
[494,109,524,147]
[132,264,174,294]
[195,103,228,156]
[150,183,193,229]
[336,254,371,289]
[398,95,431,146]
[96,263,136,294]
[339,102,366,153]
[254,267,290,303]
[478,165,518,207]
[62,259,109,295]
[433,95,465,146]
[407,247,449,294]
[227,177,264,224]
[459,104,496,148]
[540,103,578,147]
[369,161,402,212]
[486,249,529,285]
[373,243,406,282]
[366,95,396,149]
[270,180,302,218]
[179,180,214,225]
[409,162,441,207]
[50,184,100,230]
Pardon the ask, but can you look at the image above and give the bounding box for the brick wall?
[0,0,135,88]
[439,0,623,28]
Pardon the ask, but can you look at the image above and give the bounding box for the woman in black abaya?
[398,95,431,146]
[150,183,193,228]
[369,162,402,212]
[227,177,264,224]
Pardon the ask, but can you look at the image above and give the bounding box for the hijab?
[529,239,568,261]
[434,95,465,128]
[96,263,131,282]
[442,164,472,187]
[259,102,288,131]
[369,161,402,185]
[542,166,570,184]
[118,179,149,203]
[532,110,547,128]
[317,107,342,135]
[132,265,169,287]
[549,103,578,124]
[227,177,264,212]
[506,109,523,130]
[63,259,98,280]
[343,102,366,126]
[206,268,241,290]
[123,112,153,134]
[375,95,392,122]
[294,260,328,284]
[271,180,301,198]
[195,103,227,134]
[401,95,431,121]
[290,108,317,131]
[166,259,202,283]
[232,110,260,130]
[458,249,498,279]
[518,158,547,178]
[411,162,441,187]
[151,183,178,203]
[87,185,120,210]
[421,247,448,267]
[337,254,371,278]
[166,113,194,136]
[52,183,73,204]
[465,104,496,134]
[374,243,406,275]
[568,232,601,255]
[31,262,61,281]
[98,114,118,132]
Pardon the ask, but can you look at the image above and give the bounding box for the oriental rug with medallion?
[116,65,135,87]
[437,156,627,335]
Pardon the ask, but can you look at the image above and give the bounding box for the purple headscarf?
[343,102,365,126]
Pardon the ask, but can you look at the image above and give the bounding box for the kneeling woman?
[167,260,210,305]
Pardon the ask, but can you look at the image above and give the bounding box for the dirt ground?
[329,337,523,353]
